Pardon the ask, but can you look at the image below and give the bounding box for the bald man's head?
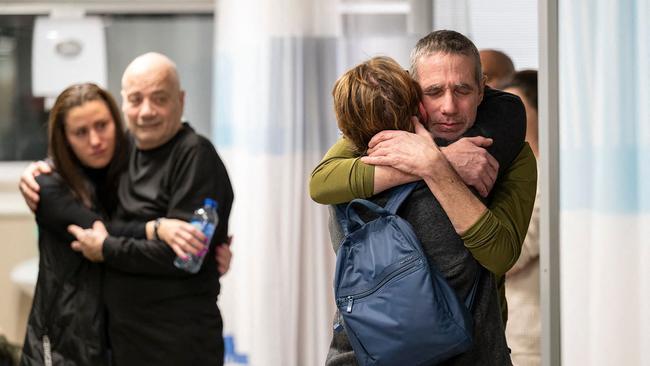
[121,53,180,91]
[479,49,515,89]
[121,52,185,150]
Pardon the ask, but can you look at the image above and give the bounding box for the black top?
[472,86,526,177]
[101,123,234,366]
[20,170,144,366]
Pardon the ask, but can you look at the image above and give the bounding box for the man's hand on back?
[18,160,52,212]
[440,136,499,197]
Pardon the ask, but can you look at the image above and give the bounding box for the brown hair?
[504,69,538,110]
[410,30,482,86]
[332,56,422,153]
[48,83,128,209]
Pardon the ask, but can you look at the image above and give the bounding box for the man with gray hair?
[312,30,536,365]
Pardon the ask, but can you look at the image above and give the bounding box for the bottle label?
[196,222,216,257]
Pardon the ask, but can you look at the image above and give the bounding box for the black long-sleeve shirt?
[101,123,234,366]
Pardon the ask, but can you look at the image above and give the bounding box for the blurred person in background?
[480,49,515,89]
[503,69,540,366]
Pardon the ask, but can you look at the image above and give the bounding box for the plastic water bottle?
[174,198,218,273]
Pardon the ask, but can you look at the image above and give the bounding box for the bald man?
[103,53,234,365]
[479,49,515,89]
[76,53,233,365]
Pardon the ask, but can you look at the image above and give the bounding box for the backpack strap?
[384,182,419,215]
[334,182,419,236]
[464,267,482,309]
[335,199,389,236]
[333,204,349,235]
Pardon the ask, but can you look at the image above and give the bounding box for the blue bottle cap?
[204,198,218,209]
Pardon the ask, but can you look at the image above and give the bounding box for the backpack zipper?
[338,255,422,313]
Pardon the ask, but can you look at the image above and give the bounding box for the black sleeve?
[102,136,234,275]
[106,221,146,239]
[35,174,102,243]
[102,236,191,276]
[464,86,527,175]
[166,137,234,249]
[35,174,147,240]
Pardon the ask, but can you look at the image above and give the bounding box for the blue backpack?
[333,182,480,366]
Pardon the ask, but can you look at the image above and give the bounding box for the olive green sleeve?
[309,138,375,204]
[310,138,538,278]
[461,143,538,277]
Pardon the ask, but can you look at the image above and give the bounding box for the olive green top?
[310,137,537,323]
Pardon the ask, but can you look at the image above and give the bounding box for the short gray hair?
[409,30,482,86]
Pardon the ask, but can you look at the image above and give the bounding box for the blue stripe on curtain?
[560,0,649,214]
[561,147,650,213]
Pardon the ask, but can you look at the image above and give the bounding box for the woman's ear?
[417,102,429,124]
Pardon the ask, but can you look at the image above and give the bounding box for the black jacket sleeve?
[102,236,190,276]
[35,174,102,243]
[35,174,147,239]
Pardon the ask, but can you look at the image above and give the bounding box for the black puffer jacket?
[20,172,109,366]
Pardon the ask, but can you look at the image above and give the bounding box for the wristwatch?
[153,218,163,241]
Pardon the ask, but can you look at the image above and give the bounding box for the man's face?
[416,52,484,141]
[121,68,184,150]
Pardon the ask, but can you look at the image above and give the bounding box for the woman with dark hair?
[21,83,129,366]
[19,83,206,366]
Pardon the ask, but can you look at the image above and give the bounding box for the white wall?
[0,163,38,344]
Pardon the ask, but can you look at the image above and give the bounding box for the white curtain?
[559,1,650,365]
[211,1,340,365]
[433,0,538,69]
[210,0,432,364]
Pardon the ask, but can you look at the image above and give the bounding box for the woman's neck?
[81,165,108,184]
